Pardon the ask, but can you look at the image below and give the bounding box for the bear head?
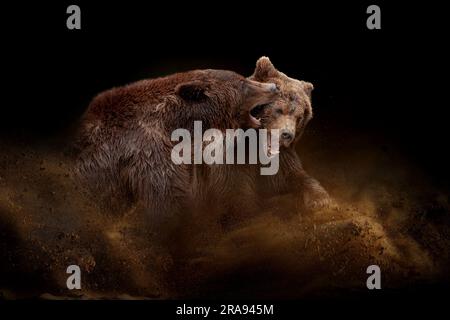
[174,69,280,129]
[249,57,314,148]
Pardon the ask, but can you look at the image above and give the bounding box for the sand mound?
[0,134,449,299]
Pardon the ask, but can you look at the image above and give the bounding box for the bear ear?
[175,81,209,102]
[302,81,314,98]
[252,56,279,81]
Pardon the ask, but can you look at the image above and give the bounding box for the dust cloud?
[0,130,449,299]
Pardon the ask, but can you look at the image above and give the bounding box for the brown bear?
[74,69,280,218]
[249,57,332,210]
[195,58,331,225]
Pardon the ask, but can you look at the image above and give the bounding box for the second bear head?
[249,57,314,148]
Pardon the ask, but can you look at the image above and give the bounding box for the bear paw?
[302,189,334,211]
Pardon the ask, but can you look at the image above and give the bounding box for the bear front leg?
[279,150,333,212]
[296,171,333,211]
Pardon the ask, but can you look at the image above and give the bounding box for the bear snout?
[267,82,278,93]
[281,129,294,143]
[262,82,280,96]
[246,79,279,94]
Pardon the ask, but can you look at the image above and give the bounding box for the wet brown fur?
[74,69,279,218]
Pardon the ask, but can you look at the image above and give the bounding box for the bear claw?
[303,190,335,211]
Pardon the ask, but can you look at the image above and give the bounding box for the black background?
[2,1,447,185]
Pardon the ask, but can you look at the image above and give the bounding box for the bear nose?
[267,83,278,93]
[281,130,294,142]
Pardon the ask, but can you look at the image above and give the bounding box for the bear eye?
[275,108,284,115]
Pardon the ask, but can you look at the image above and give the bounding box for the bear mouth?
[249,103,270,127]
[265,130,280,158]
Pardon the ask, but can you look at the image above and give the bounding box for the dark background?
[1,1,448,183]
